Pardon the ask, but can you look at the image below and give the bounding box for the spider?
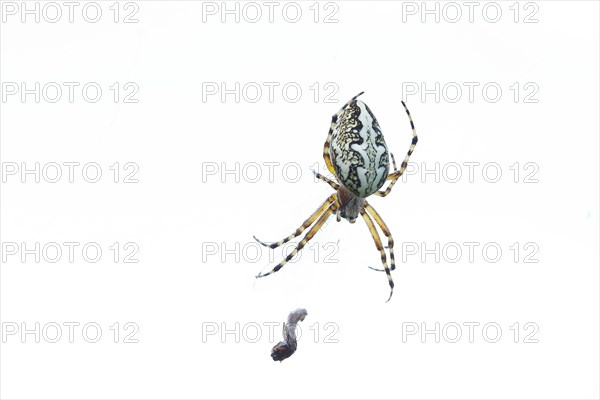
[254,92,418,302]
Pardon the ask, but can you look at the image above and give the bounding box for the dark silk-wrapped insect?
[271,308,307,362]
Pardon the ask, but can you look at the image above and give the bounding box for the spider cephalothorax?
[254,92,418,301]
[336,186,364,223]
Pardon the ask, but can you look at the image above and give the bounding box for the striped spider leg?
[254,196,339,278]
[255,93,418,301]
[374,100,419,197]
[253,193,337,251]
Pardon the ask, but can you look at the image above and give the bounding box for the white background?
[1,1,599,399]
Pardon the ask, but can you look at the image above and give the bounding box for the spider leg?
[313,171,340,191]
[323,91,365,175]
[364,202,396,271]
[375,100,418,197]
[256,201,338,278]
[360,208,394,302]
[254,194,337,250]
[389,152,398,174]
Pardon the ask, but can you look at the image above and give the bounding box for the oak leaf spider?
[254,92,418,302]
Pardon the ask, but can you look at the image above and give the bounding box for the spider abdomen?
[330,99,390,198]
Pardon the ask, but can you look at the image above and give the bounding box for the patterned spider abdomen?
[331,99,390,198]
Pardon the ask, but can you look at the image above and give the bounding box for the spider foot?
[312,171,325,181]
[368,265,396,272]
[385,290,393,303]
[253,235,277,249]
